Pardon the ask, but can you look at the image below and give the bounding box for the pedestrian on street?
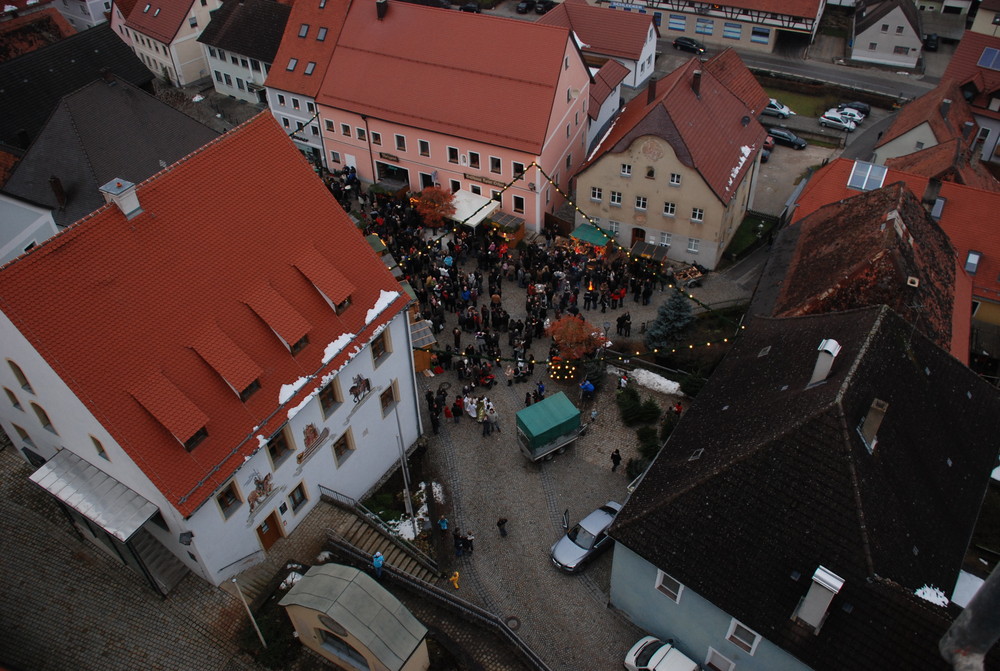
[611,449,622,472]
[536,380,545,399]
[464,531,475,554]
[497,517,508,537]
[438,516,449,532]
[591,408,598,423]
[372,551,385,579]
[449,571,461,590]
[430,412,440,435]
[525,392,532,407]
[453,529,464,557]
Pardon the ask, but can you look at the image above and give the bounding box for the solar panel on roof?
[847,161,886,191]
[977,47,1000,71]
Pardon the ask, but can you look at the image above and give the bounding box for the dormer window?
[335,296,351,315]
[239,379,261,402]
[184,426,208,452]
[290,334,309,355]
[966,250,982,275]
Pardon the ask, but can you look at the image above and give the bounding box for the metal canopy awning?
[30,449,158,542]
[570,223,612,247]
[410,319,437,349]
[631,240,671,263]
[491,211,525,230]
[449,189,500,229]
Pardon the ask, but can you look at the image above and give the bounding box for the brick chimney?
[940,98,952,120]
[692,70,702,98]
[99,178,142,219]
[808,339,841,387]
[376,0,388,20]
[49,176,67,209]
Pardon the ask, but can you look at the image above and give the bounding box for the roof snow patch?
[366,289,400,325]
[278,376,311,404]
[915,585,949,607]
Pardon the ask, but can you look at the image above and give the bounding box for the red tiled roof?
[885,138,1000,192]
[579,54,766,205]
[0,145,21,187]
[876,81,977,148]
[538,0,657,61]
[315,2,575,154]
[0,113,407,516]
[125,0,194,44]
[776,182,965,360]
[0,7,75,63]
[794,157,999,340]
[262,0,346,97]
[702,47,769,116]
[942,31,1000,107]
[588,58,629,120]
[697,0,821,18]
[113,0,141,23]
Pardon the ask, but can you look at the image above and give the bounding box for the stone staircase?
[131,527,190,595]
[230,500,440,606]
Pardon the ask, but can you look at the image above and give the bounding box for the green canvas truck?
[515,391,588,462]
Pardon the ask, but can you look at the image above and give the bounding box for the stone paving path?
[0,248,761,671]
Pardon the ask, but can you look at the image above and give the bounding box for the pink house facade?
[267,0,592,233]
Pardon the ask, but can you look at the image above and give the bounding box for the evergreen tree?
[645,290,694,350]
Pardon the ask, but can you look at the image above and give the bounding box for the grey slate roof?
[855,0,921,37]
[197,0,290,65]
[611,306,1000,671]
[2,76,217,228]
[0,23,154,148]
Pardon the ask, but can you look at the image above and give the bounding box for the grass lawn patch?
[726,215,775,259]
[764,87,841,119]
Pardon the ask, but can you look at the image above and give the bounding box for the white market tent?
[448,189,500,229]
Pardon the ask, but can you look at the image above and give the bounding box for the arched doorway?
[631,227,646,247]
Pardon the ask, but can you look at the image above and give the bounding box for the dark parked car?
[516,0,531,12]
[535,0,555,13]
[672,36,706,54]
[924,33,939,51]
[459,2,480,10]
[768,127,807,150]
[838,101,872,117]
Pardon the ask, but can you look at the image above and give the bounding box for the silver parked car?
[819,112,856,132]
[550,501,622,572]
[827,107,864,124]
[761,98,795,118]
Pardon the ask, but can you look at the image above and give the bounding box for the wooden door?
[256,511,282,550]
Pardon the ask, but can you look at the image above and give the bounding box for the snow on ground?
[608,365,683,396]
[280,572,304,590]
[383,480,442,541]
[915,585,949,607]
[952,570,985,608]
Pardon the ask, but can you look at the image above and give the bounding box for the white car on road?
[625,636,699,671]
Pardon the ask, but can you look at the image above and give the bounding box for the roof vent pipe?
[962,121,975,141]
[940,98,952,120]
[793,566,845,633]
[808,339,841,387]
[646,76,658,105]
[99,178,142,219]
[692,70,702,98]
[858,398,889,452]
[376,0,388,20]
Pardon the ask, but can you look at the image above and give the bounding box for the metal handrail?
[218,548,265,575]
[318,485,440,575]
[324,529,553,671]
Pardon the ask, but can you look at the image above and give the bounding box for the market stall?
[448,189,500,230]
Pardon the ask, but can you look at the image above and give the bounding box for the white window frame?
[687,238,700,253]
[655,570,683,602]
[490,156,502,174]
[705,648,735,671]
[659,231,672,246]
[691,208,704,222]
[670,173,682,186]
[608,220,621,235]
[591,187,603,202]
[635,195,647,211]
[621,163,632,177]
[726,619,761,655]
[610,191,622,206]
[513,195,525,213]
[663,202,676,217]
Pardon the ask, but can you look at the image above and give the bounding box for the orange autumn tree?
[546,315,611,360]
[414,186,456,228]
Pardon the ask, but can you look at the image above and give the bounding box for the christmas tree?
[644,290,693,350]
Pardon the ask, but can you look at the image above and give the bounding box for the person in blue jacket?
[373,551,385,579]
